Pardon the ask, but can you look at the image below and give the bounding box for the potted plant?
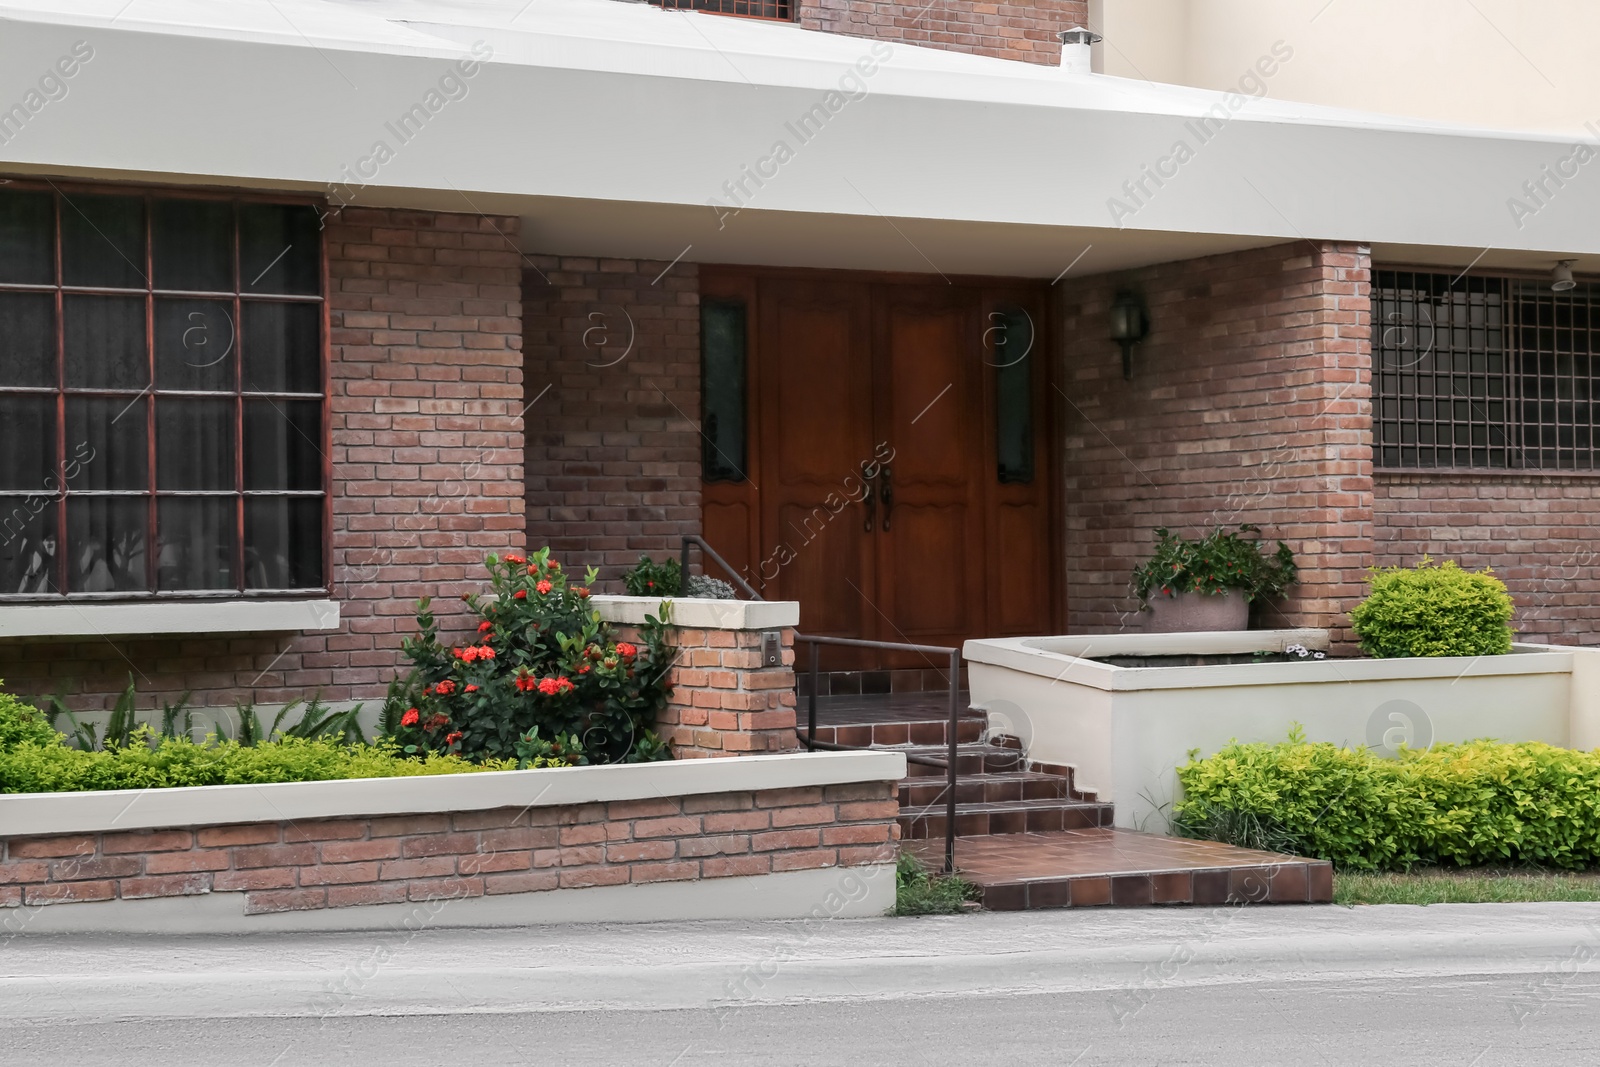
[1131,525,1297,632]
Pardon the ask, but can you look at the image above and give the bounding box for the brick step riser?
[897,805,1114,839]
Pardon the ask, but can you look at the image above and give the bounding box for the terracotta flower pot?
[1141,589,1249,633]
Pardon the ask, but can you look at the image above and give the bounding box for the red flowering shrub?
[383,547,672,765]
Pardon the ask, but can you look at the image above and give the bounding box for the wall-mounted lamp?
[1552,260,1577,292]
[1109,289,1149,380]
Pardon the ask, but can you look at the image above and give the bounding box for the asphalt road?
[4,903,1599,1065]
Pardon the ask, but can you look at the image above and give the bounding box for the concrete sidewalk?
[3,902,1599,1022]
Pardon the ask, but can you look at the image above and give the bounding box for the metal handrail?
[677,536,960,874]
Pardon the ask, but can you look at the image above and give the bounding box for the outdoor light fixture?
[1109,289,1149,380]
[1552,260,1577,292]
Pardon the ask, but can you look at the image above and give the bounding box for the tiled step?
[905,829,1334,910]
[898,770,1093,807]
[898,743,1037,776]
[801,717,985,748]
[898,799,1115,838]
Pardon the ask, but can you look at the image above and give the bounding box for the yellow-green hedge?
[1175,729,1600,870]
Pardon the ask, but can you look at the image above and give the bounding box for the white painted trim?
[0,599,341,639]
[592,595,799,630]
[4,864,899,934]
[963,630,1571,692]
[0,750,906,838]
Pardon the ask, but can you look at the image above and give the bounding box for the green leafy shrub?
[1175,729,1600,870]
[1350,557,1514,658]
[0,683,518,794]
[1130,524,1297,605]
[623,555,681,596]
[893,853,981,916]
[388,548,672,765]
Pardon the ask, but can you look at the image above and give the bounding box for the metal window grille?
[0,181,328,600]
[1373,268,1600,470]
[647,0,793,21]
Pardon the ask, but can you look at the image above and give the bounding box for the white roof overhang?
[1,0,1596,277]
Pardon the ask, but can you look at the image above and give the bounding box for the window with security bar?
[0,183,327,599]
[1373,268,1600,470]
[647,0,793,20]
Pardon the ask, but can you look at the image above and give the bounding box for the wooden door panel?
[992,501,1050,634]
[757,278,874,645]
[885,503,974,637]
[875,287,987,652]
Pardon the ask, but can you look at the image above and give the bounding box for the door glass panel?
[0,292,56,387]
[245,496,322,589]
[155,298,236,391]
[64,295,148,390]
[241,301,320,393]
[67,397,147,491]
[65,496,146,593]
[992,306,1034,485]
[60,193,146,289]
[157,398,235,490]
[158,497,236,590]
[244,399,321,490]
[0,395,55,492]
[701,299,747,483]
[152,198,233,292]
[0,189,54,284]
[239,204,321,295]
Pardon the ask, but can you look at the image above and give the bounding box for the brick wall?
[1374,472,1600,644]
[797,0,1086,65]
[522,258,701,587]
[650,625,800,757]
[0,784,899,915]
[1057,241,1374,643]
[0,207,525,711]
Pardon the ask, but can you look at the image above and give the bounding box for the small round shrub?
[1350,557,1513,658]
[0,684,61,751]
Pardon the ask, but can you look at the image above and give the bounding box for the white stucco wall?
[1094,0,1600,135]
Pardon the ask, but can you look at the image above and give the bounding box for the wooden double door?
[701,268,1057,663]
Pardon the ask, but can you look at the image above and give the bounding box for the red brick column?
[1057,241,1374,645]
[593,597,802,758]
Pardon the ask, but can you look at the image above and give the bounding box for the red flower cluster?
[465,684,478,693]
[423,713,450,732]
[512,668,538,693]
[433,679,457,696]
[572,586,590,598]
[478,620,493,634]
[535,579,553,595]
[616,642,637,661]
[456,645,495,663]
[513,589,527,600]
[401,708,420,727]
[445,731,463,745]
[537,676,576,697]
[504,553,526,564]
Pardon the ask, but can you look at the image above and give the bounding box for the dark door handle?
[880,466,893,532]
[862,479,875,532]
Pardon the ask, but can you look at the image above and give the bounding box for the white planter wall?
[965,630,1592,834]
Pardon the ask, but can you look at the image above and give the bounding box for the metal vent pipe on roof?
[1058,26,1101,75]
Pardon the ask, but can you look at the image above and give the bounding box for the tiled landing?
[906,828,1334,910]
